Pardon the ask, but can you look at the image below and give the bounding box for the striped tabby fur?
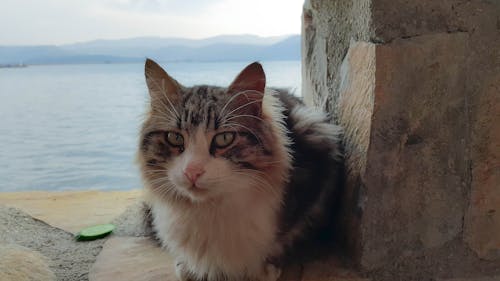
[138,59,342,281]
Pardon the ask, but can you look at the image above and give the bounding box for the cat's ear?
[144,58,182,106]
[227,62,266,116]
[228,62,266,94]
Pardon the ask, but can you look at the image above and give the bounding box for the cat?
[138,59,343,281]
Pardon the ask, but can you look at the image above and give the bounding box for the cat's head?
[138,59,291,203]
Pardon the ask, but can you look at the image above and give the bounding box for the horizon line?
[0,33,301,47]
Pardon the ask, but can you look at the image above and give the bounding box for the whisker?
[149,177,170,186]
[225,114,264,123]
[144,169,168,173]
[143,163,167,169]
[221,122,263,145]
[154,180,180,201]
[218,90,263,122]
[232,170,281,201]
[221,99,263,121]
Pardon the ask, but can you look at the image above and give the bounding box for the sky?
[1,0,304,46]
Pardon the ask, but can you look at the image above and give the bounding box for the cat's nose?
[183,164,205,185]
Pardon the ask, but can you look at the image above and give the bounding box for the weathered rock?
[463,15,500,260]
[89,237,175,281]
[302,0,371,111]
[0,243,56,281]
[465,87,500,257]
[370,0,497,43]
[300,256,369,281]
[361,32,470,268]
[0,190,142,233]
[303,0,500,113]
[89,236,365,281]
[0,206,105,281]
[302,0,500,276]
[335,31,474,269]
[437,277,500,281]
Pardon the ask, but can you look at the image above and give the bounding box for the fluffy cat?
[138,59,343,281]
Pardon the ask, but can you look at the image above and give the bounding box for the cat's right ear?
[144,58,182,105]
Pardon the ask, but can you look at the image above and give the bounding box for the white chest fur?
[148,190,282,280]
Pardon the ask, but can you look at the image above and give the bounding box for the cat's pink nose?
[183,164,205,185]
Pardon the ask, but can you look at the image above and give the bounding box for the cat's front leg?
[259,263,282,281]
[175,259,191,281]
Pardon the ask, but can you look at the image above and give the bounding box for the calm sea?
[0,61,301,191]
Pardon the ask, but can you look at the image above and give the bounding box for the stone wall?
[302,0,500,277]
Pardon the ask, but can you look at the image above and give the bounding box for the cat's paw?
[260,264,282,281]
[175,260,191,281]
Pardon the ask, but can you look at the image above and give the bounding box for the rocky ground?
[0,199,163,281]
[3,190,495,281]
[0,190,363,281]
[0,190,147,281]
[0,205,105,280]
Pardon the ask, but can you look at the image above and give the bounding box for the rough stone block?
[0,243,55,281]
[300,257,370,281]
[89,237,175,281]
[302,0,500,273]
[360,32,469,268]
[437,277,500,281]
[302,0,372,111]
[336,32,471,269]
[301,0,328,107]
[0,190,142,233]
[89,237,367,281]
[464,70,500,260]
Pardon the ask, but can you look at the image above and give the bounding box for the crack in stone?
[369,29,469,44]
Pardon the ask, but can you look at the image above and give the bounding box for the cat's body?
[138,60,342,281]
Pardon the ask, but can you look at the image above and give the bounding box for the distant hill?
[0,34,300,65]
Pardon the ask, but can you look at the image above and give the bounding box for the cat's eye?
[213,132,235,148]
[166,132,184,147]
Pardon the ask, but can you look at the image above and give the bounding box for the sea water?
[0,61,301,191]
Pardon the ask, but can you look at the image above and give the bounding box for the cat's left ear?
[227,62,266,116]
[144,58,182,107]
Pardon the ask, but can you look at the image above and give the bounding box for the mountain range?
[0,34,300,65]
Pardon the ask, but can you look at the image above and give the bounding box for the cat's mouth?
[182,183,212,202]
[186,183,208,194]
